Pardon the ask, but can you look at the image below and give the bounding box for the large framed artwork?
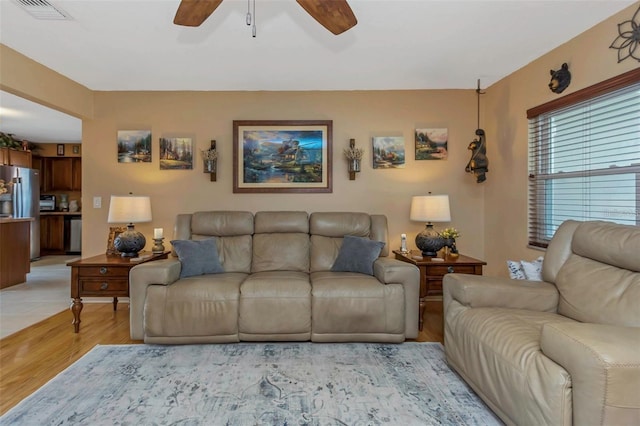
[233,120,332,193]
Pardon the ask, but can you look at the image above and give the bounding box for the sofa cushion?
[171,238,223,278]
[311,271,404,335]
[144,273,244,339]
[555,221,640,327]
[239,271,311,339]
[331,235,384,276]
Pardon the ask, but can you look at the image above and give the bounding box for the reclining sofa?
[444,220,640,426]
[130,211,420,344]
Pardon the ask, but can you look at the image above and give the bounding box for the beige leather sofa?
[130,211,420,344]
[444,220,640,426]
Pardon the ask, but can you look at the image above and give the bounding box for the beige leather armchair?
[443,220,640,426]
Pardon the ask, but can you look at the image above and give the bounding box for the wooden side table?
[393,250,486,331]
[67,251,169,332]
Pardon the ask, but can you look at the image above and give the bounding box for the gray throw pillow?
[170,238,223,278]
[331,235,385,276]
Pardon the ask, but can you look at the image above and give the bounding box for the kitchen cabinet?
[0,148,32,168]
[32,156,44,191]
[40,157,82,192]
[72,157,81,190]
[40,215,65,254]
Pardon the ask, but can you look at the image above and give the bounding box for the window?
[527,69,640,248]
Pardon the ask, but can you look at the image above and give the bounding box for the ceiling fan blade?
[296,0,357,35]
[174,0,224,27]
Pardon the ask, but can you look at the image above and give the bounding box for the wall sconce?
[343,138,364,180]
[201,140,218,182]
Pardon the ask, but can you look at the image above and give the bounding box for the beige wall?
[1,1,638,274]
[482,1,640,275]
[82,90,485,258]
[0,44,93,120]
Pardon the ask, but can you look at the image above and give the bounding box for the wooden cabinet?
[40,215,65,254]
[0,148,32,168]
[0,219,31,288]
[32,156,45,191]
[49,158,73,191]
[72,157,81,190]
[394,250,486,330]
[67,251,170,332]
[39,157,82,192]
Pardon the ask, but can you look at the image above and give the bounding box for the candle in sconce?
[154,228,163,239]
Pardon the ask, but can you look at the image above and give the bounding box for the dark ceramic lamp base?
[415,223,445,257]
[113,224,146,257]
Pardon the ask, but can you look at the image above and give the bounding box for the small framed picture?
[72,145,80,154]
[106,226,127,255]
[57,144,65,156]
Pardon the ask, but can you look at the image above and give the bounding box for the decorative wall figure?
[465,80,488,183]
[549,63,571,94]
[465,129,488,183]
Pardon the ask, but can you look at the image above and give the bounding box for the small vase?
[203,159,217,173]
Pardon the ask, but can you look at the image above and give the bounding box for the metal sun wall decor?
[465,80,489,183]
[610,4,640,63]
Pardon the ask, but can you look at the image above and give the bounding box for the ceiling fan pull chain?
[252,0,257,37]
[246,0,251,25]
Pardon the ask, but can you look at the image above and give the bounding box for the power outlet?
[93,196,102,208]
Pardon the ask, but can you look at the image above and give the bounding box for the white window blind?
[527,71,640,248]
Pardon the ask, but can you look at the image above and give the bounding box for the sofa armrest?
[541,323,640,426]
[129,259,181,340]
[373,257,420,338]
[443,273,559,312]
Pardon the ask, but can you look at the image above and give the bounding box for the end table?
[393,250,486,331]
[67,251,170,332]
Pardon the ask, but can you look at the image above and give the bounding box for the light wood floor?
[0,301,443,415]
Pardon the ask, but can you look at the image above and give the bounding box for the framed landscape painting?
[372,136,405,169]
[233,120,332,193]
[117,130,151,163]
[415,128,448,160]
[159,137,193,170]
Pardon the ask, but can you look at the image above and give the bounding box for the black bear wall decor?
[549,63,571,94]
[465,129,489,183]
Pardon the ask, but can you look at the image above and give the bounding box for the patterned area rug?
[2,342,501,425]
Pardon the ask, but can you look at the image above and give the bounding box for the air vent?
[13,0,72,20]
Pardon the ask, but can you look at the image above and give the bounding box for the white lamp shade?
[410,195,451,222]
[107,195,152,224]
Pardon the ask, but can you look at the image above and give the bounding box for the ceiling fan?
[173,0,357,35]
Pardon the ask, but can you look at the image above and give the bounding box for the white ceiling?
[0,0,636,143]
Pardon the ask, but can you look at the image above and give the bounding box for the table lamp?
[410,194,451,256]
[107,194,152,257]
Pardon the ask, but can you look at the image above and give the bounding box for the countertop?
[0,217,34,223]
[40,211,82,216]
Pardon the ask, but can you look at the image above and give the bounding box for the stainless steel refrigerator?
[0,166,40,260]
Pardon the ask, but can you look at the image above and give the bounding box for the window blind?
[527,71,640,248]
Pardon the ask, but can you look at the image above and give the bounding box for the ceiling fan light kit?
[173,0,357,36]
